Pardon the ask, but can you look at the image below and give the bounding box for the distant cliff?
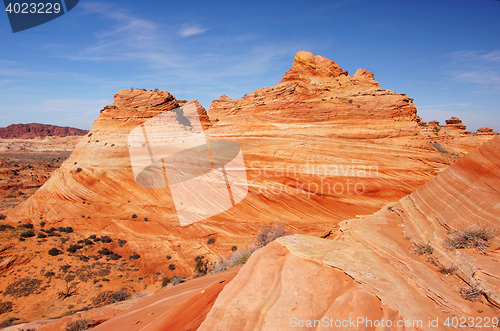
[0,123,88,139]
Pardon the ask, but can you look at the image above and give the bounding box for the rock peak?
[112,88,178,109]
[280,51,349,83]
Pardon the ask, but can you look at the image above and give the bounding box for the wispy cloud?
[417,103,470,109]
[54,2,306,82]
[444,50,500,90]
[179,23,208,37]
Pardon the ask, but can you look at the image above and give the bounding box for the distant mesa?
[421,117,497,136]
[0,123,88,139]
[478,127,496,134]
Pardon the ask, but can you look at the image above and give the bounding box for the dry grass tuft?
[444,225,497,252]
[460,285,484,302]
[411,243,433,256]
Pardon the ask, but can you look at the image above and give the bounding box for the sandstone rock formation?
[208,50,452,229]
[419,116,497,157]
[2,52,497,323]
[199,135,500,330]
[8,53,454,247]
[0,123,88,139]
[478,127,496,134]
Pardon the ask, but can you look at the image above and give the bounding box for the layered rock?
[419,116,497,157]
[199,135,500,330]
[208,50,449,230]
[1,51,499,327]
[0,123,88,139]
[6,53,455,277]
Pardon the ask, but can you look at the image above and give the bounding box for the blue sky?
[0,0,499,131]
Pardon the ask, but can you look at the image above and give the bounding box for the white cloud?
[179,23,208,37]
[445,50,500,90]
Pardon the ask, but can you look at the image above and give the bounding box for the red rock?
[445,116,463,125]
[0,123,88,139]
[478,127,494,133]
[279,50,349,84]
[200,136,500,329]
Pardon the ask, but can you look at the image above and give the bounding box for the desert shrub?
[438,265,457,275]
[37,232,47,238]
[60,265,71,272]
[58,281,78,299]
[80,256,90,262]
[170,276,185,286]
[0,224,13,231]
[162,276,185,287]
[412,243,433,255]
[444,225,497,252]
[168,263,175,271]
[80,239,93,245]
[131,214,137,219]
[92,289,131,307]
[48,248,63,256]
[143,217,148,222]
[65,274,76,282]
[89,234,96,239]
[100,235,112,243]
[20,230,36,238]
[18,223,34,229]
[129,253,140,260]
[40,221,46,227]
[48,232,61,237]
[194,256,208,275]
[209,249,253,274]
[0,317,19,328]
[166,255,171,260]
[111,289,131,302]
[4,278,42,297]
[206,237,215,245]
[66,319,91,331]
[59,226,74,233]
[44,271,55,277]
[68,244,83,253]
[76,168,82,173]
[97,247,113,256]
[430,142,448,153]
[254,223,286,248]
[460,285,484,302]
[0,301,13,314]
[231,246,237,252]
[109,253,122,260]
[118,239,127,247]
[0,214,5,220]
